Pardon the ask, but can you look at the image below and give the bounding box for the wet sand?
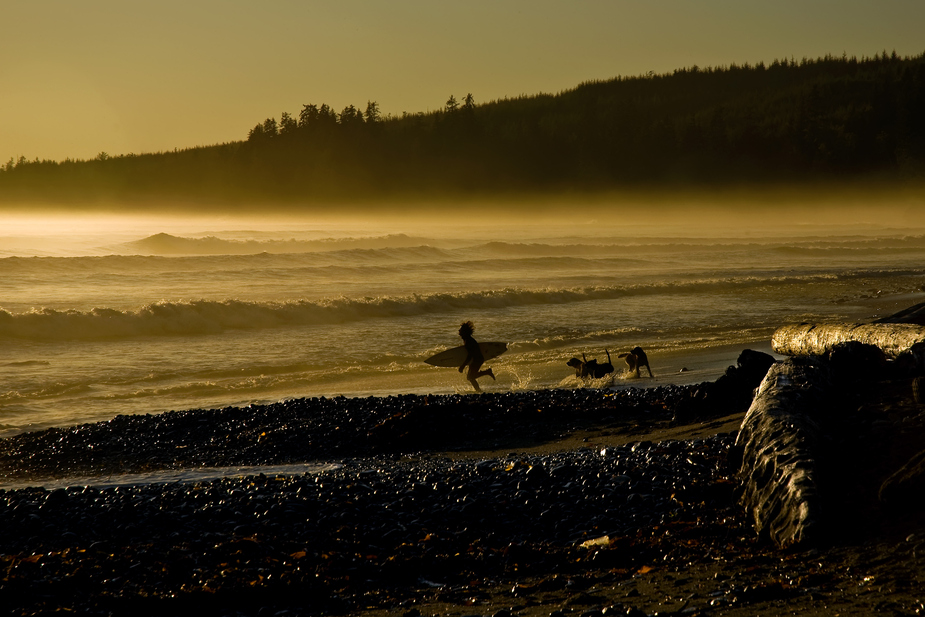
[0,376,923,616]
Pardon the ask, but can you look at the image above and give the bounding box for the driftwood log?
[735,357,831,548]
[737,303,925,547]
[772,322,925,359]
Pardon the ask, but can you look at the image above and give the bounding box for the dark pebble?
[0,386,748,616]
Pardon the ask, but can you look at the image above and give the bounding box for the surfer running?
[458,320,495,392]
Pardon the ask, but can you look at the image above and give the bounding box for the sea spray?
[2,217,924,437]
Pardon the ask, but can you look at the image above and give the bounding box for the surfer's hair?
[458,320,475,338]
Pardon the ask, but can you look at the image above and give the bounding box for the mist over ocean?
[1,210,923,438]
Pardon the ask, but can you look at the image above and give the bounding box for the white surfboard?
[423,342,508,367]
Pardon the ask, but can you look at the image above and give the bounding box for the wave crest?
[0,272,877,342]
[122,232,438,255]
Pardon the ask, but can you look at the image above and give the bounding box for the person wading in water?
[458,320,495,392]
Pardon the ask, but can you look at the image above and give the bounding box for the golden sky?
[2,0,923,163]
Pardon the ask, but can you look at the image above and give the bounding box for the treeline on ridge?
[3,51,924,204]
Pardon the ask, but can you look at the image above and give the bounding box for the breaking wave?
[121,232,443,255]
[0,271,898,342]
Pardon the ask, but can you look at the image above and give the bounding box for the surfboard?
[424,342,508,368]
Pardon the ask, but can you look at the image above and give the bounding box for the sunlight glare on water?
[1,203,924,437]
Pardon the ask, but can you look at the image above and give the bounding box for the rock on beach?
[1,359,924,616]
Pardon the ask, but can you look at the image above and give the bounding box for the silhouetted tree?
[365,100,381,123]
[299,104,320,128]
[318,104,337,125]
[339,105,364,126]
[248,123,265,141]
[279,111,297,135]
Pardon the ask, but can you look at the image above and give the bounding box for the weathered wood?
[772,322,925,359]
[735,357,830,548]
[879,447,925,509]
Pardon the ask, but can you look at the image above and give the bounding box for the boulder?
[826,341,887,383]
[672,349,775,425]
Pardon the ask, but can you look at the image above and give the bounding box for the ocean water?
[1,208,924,438]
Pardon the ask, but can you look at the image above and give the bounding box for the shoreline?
[1,366,923,616]
[0,337,779,441]
[0,386,713,486]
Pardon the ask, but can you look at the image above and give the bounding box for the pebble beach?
[2,371,924,617]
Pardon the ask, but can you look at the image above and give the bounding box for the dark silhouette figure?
[619,346,654,378]
[458,321,495,392]
[567,350,614,379]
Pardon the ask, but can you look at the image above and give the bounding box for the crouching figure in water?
[458,320,495,392]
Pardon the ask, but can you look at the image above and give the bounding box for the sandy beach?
[1,362,923,616]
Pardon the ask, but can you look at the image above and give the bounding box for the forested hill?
[3,52,924,206]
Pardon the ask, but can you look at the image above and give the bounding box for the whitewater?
[1,209,924,438]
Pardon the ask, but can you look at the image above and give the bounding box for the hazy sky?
[2,0,923,163]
